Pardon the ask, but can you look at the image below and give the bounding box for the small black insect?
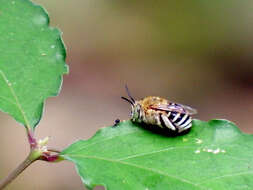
[113,119,120,127]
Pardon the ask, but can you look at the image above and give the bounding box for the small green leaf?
[0,0,67,130]
[61,120,253,190]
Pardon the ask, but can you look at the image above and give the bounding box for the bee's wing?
[150,103,197,115]
[177,103,198,115]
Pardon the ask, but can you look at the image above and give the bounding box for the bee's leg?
[113,119,120,127]
[161,115,176,131]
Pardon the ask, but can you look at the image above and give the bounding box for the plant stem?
[0,127,62,189]
[27,130,37,149]
[0,151,39,190]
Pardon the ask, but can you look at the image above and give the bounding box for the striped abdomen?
[159,111,192,133]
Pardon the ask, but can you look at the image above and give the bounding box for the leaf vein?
[0,70,30,128]
[0,95,18,106]
[65,154,207,190]
[117,146,195,161]
[197,171,253,185]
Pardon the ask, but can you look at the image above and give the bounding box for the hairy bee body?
[132,96,193,133]
[122,86,197,134]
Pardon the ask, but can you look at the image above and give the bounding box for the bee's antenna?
[121,96,134,106]
[125,84,135,103]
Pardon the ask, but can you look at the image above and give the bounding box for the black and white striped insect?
[121,86,197,134]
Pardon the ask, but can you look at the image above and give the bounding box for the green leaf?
[61,120,253,190]
[0,0,67,129]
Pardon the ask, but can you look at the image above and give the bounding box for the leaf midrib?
[65,154,206,190]
[0,69,30,128]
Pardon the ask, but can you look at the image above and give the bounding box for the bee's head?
[121,85,140,121]
[130,102,142,121]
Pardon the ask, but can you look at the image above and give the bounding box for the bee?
[121,85,197,134]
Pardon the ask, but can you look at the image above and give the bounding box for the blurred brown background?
[1,0,253,189]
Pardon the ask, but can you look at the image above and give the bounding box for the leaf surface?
[0,0,67,129]
[62,120,253,190]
